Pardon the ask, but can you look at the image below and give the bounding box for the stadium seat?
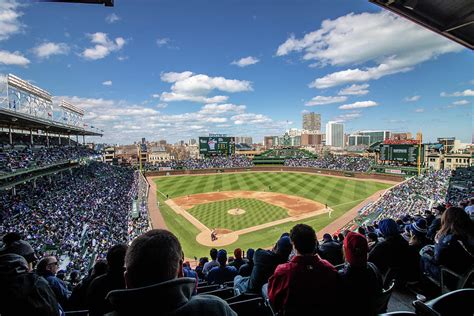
[413,288,474,316]
[226,293,261,303]
[375,279,396,314]
[378,312,416,315]
[64,310,89,316]
[425,265,474,294]
[196,284,221,294]
[228,297,274,316]
[223,280,234,288]
[202,287,236,300]
[197,281,208,287]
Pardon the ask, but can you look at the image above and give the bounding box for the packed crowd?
[446,166,473,205]
[0,162,144,275]
[284,155,373,172]
[0,145,97,174]
[145,155,254,170]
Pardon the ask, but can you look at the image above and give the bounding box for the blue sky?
[0,0,472,144]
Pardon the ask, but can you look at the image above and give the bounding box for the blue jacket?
[435,233,474,274]
[43,272,71,308]
[207,265,237,285]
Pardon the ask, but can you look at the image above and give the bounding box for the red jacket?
[268,254,340,314]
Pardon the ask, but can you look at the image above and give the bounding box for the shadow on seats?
[375,279,396,314]
[413,288,474,316]
[229,297,273,316]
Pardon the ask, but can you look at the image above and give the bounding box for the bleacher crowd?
[145,155,254,171]
[284,155,373,172]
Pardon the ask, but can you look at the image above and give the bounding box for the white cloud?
[338,100,378,110]
[160,71,252,103]
[405,95,421,102]
[0,0,23,41]
[441,89,474,97]
[200,103,246,114]
[0,49,29,66]
[278,11,463,88]
[33,42,69,59]
[156,103,168,108]
[415,108,425,113]
[305,95,347,106]
[102,80,112,86]
[231,113,272,125]
[117,56,128,61]
[105,13,120,24]
[156,38,170,47]
[453,100,469,105]
[333,112,361,122]
[338,84,369,96]
[231,56,260,67]
[82,32,126,60]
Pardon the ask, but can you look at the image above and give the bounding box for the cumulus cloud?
[0,50,29,66]
[440,89,474,97]
[405,95,421,102]
[231,113,272,125]
[82,32,126,60]
[305,95,347,106]
[277,11,463,88]
[159,71,252,103]
[452,100,469,105]
[200,103,246,114]
[333,112,361,122]
[156,103,168,108]
[338,84,369,96]
[102,80,112,86]
[156,37,170,47]
[33,42,69,59]
[231,56,260,67]
[415,108,425,113]
[0,0,23,41]
[338,100,378,110]
[105,13,120,24]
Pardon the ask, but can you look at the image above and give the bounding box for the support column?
[83,135,85,145]
[33,179,37,189]
[9,126,12,145]
[30,129,34,145]
[46,131,50,147]
[59,134,61,145]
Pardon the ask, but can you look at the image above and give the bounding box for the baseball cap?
[343,232,368,267]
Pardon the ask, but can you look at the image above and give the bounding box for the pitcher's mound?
[228,208,246,215]
[196,230,239,246]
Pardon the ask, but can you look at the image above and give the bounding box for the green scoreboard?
[199,136,235,156]
[379,144,423,163]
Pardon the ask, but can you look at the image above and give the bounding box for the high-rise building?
[357,131,390,144]
[264,136,274,149]
[303,112,321,132]
[326,121,344,148]
[235,136,253,144]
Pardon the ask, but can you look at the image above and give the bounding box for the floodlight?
[38,0,114,7]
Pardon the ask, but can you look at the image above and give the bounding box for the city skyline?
[0,0,472,144]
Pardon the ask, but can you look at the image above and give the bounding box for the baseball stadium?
[1,1,473,316]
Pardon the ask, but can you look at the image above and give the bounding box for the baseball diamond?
[150,171,392,258]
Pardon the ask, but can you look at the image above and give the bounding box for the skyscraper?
[302,112,321,132]
[326,121,344,148]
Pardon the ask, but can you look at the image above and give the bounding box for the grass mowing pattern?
[188,198,289,231]
[154,172,391,258]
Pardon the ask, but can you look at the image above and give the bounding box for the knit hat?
[276,236,292,253]
[408,218,428,237]
[322,233,332,241]
[343,232,368,267]
[217,249,227,261]
[378,219,400,237]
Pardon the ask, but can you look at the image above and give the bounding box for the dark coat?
[248,249,287,293]
[238,261,254,277]
[106,277,236,316]
[368,234,410,276]
[435,233,474,274]
[86,269,126,316]
[42,271,71,308]
[318,240,344,266]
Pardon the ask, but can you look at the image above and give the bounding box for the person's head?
[107,244,128,271]
[367,232,378,243]
[209,248,218,261]
[234,248,242,260]
[290,224,316,256]
[378,218,400,238]
[437,207,474,239]
[274,236,293,259]
[332,235,338,241]
[124,229,182,288]
[2,232,21,245]
[36,256,59,276]
[246,248,255,262]
[92,260,108,276]
[433,204,446,216]
[56,269,66,280]
[357,226,366,236]
[70,270,80,283]
[217,249,227,266]
[343,232,368,268]
[407,218,428,240]
[338,233,345,243]
[199,257,208,267]
[322,233,332,242]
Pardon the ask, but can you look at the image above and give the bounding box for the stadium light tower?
[38,0,114,7]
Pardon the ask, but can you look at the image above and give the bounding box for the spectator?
[405,218,430,281]
[36,256,71,309]
[238,248,255,277]
[318,233,343,266]
[338,232,383,316]
[229,248,246,271]
[68,260,107,311]
[368,218,410,279]
[202,248,219,277]
[0,232,37,270]
[0,253,61,316]
[367,232,379,252]
[268,224,340,315]
[87,244,128,316]
[195,257,208,281]
[427,204,446,241]
[234,236,292,295]
[106,229,236,315]
[207,249,238,285]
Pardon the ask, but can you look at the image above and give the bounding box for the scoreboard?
[379,144,423,163]
[199,137,235,156]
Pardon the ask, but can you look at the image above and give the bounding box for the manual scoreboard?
[379,144,423,163]
[199,136,235,156]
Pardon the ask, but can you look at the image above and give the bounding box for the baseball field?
[150,171,393,259]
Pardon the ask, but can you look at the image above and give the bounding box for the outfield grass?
[189,198,289,231]
[154,172,391,258]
